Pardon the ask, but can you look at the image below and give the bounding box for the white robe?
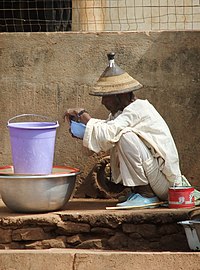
[83,99,182,189]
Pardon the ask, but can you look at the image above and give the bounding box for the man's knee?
[118,131,140,148]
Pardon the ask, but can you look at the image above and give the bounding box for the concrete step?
[0,249,200,270]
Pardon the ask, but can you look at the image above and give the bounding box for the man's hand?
[63,108,85,123]
[63,108,91,125]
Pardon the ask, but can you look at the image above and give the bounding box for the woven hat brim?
[90,72,143,96]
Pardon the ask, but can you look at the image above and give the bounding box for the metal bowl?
[0,165,80,213]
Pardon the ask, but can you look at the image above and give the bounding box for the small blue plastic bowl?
[70,120,86,139]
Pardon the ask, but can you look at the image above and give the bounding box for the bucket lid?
[89,52,143,96]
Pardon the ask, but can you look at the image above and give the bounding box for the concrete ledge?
[0,249,200,270]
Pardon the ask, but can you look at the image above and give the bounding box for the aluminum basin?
[0,165,80,213]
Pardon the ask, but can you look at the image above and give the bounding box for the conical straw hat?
[90,52,143,96]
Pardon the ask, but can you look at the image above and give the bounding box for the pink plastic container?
[7,114,59,175]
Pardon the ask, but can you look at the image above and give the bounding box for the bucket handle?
[8,114,58,125]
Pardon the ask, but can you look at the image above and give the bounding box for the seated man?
[64,53,185,208]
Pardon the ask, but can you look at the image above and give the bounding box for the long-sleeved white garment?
[83,99,182,186]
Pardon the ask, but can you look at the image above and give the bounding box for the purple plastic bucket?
[7,114,59,175]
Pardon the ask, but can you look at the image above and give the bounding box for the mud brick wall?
[0,31,200,197]
[0,209,191,251]
[0,32,200,198]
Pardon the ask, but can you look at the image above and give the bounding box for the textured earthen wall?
[0,31,200,196]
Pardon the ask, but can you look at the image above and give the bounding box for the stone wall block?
[89,216,121,229]
[0,242,24,249]
[25,238,68,250]
[122,223,157,239]
[12,227,50,241]
[127,238,151,251]
[25,241,45,250]
[91,227,115,235]
[66,234,84,245]
[107,232,130,250]
[42,226,58,233]
[148,241,160,251]
[157,224,180,236]
[0,244,7,250]
[57,221,90,234]
[129,232,143,240]
[160,233,189,251]
[76,238,107,249]
[0,228,12,243]
[42,237,67,248]
[61,214,121,229]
